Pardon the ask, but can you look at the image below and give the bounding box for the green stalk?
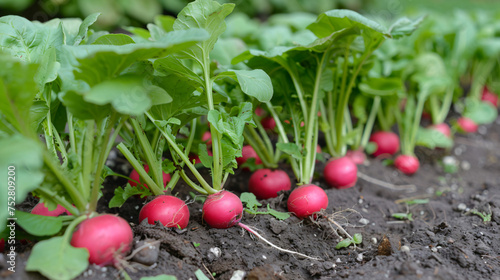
[43,151,87,211]
[436,86,455,124]
[303,51,329,184]
[62,215,88,244]
[165,119,197,191]
[178,170,209,195]
[360,96,381,148]
[130,118,162,188]
[81,120,95,202]
[408,95,427,155]
[117,143,163,195]
[244,127,274,167]
[203,55,223,190]
[50,121,68,168]
[319,100,335,156]
[146,113,216,194]
[285,64,309,124]
[254,114,274,158]
[265,101,300,180]
[88,114,120,213]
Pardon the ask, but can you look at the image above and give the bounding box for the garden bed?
[4,117,500,280]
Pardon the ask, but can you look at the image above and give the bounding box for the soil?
[2,117,500,280]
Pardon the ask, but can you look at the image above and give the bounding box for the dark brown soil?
[3,117,500,280]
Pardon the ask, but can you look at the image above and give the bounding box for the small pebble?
[461,161,471,171]
[430,247,438,253]
[371,238,377,244]
[359,218,370,225]
[336,258,341,263]
[262,255,267,260]
[400,245,410,253]
[230,270,246,280]
[443,156,457,165]
[209,247,222,258]
[457,203,467,211]
[356,254,363,262]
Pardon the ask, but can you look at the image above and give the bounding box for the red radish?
[369,131,400,157]
[248,169,291,199]
[255,107,265,117]
[0,238,4,253]
[31,203,72,216]
[236,145,262,167]
[345,149,366,165]
[287,184,328,219]
[202,191,243,229]
[457,117,478,133]
[394,155,419,175]
[129,165,171,188]
[139,195,190,229]
[429,123,451,138]
[261,116,276,130]
[323,156,357,189]
[421,110,432,120]
[316,145,322,153]
[202,131,212,145]
[481,87,499,107]
[70,214,133,266]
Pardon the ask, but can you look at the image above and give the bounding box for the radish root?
[237,222,322,261]
[358,171,416,192]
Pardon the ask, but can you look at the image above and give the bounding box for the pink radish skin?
[202,131,212,145]
[394,155,420,175]
[482,87,499,107]
[323,156,358,189]
[429,123,451,138]
[249,169,291,199]
[129,165,171,189]
[287,184,328,219]
[261,116,276,130]
[31,203,72,216]
[457,117,478,133]
[202,191,243,229]
[139,195,190,229]
[255,107,265,117]
[70,215,133,266]
[345,149,366,165]
[369,131,400,157]
[236,145,262,167]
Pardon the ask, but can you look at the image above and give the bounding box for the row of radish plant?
[0,0,499,279]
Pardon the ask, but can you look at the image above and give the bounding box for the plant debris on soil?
[3,118,500,280]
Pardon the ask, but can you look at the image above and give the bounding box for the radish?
[248,169,291,199]
[202,131,212,145]
[481,87,499,107]
[323,156,357,189]
[31,203,72,216]
[70,214,133,266]
[457,117,478,133]
[255,107,265,117]
[394,155,419,175]
[236,145,262,167]
[202,191,243,229]
[139,195,190,229]
[129,165,171,188]
[345,149,366,165]
[261,116,276,130]
[0,238,4,253]
[369,131,400,157]
[287,184,328,219]
[429,123,451,138]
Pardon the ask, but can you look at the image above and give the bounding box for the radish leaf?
[26,236,89,280]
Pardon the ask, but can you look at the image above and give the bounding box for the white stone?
[230,270,246,280]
